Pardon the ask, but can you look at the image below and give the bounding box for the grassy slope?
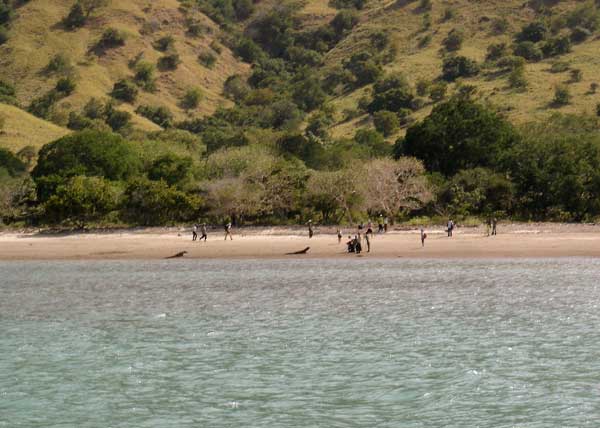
[0,103,70,152]
[0,0,249,131]
[318,0,600,139]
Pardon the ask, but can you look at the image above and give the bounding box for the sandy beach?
[1,223,600,260]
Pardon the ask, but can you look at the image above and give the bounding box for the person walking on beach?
[364,231,371,253]
[421,228,427,247]
[224,222,233,240]
[192,224,198,241]
[366,219,373,237]
[384,217,389,233]
[378,215,384,234]
[199,223,208,242]
[337,228,342,244]
[485,218,491,237]
[308,220,314,239]
[492,217,498,236]
[447,219,454,237]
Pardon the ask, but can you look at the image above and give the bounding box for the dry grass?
[0,0,249,128]
[0,103,70,152]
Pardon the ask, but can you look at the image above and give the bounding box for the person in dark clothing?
[224,222,233,240]
[337,229,342,244]
[447,219,454,237]
[192,224,198,241]
[308,220,314,239]
[492,218,498,236]
[346,236,356,253]
[199,223,208,241]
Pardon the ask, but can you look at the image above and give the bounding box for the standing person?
[337,228,342,244]
[485,218,491,237]
[308,220,314,239]
[192,224,198,241]
[224,222,233,240]
[447,219,454,237]
[384,217,389,233]
[364,231,371,253]
[199,223,208,242]
[420,228,427,247]
[366,219,373,237]
[492,217,498,236]
[378,215,384,234]
[355,234,362,254]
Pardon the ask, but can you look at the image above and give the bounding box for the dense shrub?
[153,35,175,52]
[111,79,138,103]
[331,10,359,35]
[158,52,181,71]
[0,26,7,45]
[540,36,571,57]
[373,110,399,136]
[486,42,509,62]
[429,82,447,102]
[368,73,414,113]
[181,87,203,110]
[147,153,192,186]
[97,27,126,49]
[570,26,592,43]
[329,0,366,9]
[63,2,86,29]
[343,52,383,86]
[135,105,173,128]
[56,77,76,95]
[0,148,27,177]
[513,41,543,62]
[198,51,217,68]
[105,109,131,131]
[516,21,547,43]
[0,79,16,104]
[508,66,528,89]
[441,56,480,81]
[133,61,156,91]
[442,28,464,51]
[553,85,571,106]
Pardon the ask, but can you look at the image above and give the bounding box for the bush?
[111,79,138,103]
[105,109,131,131]
[553,85,571,106]
[56,77,76,95]
[373,110,399,137]
[541,36,571,58]
[516,21,547,43]
[135,105,173,128]
[508,67,527,89]
[486,42,509,62]
[550,61,570,73]
[122,177,201,226]
[570,26,592,43]
[590,83,598,94]
[133,61,156,91]
[43,176,119,227]
[63,2,86,29]
[354,129,390,157]
[343,52,383,87]
[442,28,464,51]
[429,82,447,102]
[45,54,72,75]
[0,148,27,177]
[153,35,175,52]
[147,153,192,186]
[235,37,264,63]
[181,87,203,110]
[0,79,16,104]
[570,68,582,83]
[157,52,180,71]
[98,27,126,48]
[198,51,217,68]
[0,26,7,46]
[491,17,509,34]
[331,9,359,35]
[416,78,431,97]
[513,41,543,62]
[442,56,480,81]
[442,7,456,21]
[496,55,525,71]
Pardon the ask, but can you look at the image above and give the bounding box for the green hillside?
[2,0,600,227]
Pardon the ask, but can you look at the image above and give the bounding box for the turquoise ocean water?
[2,259,600,427]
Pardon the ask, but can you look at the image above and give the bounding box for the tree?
[135,105,173,128]
[43,176,118,227]
[398,97,520,176]
[373,110,399,136]
[32,130,141,200]
[147,153,192,186]
[361,158,432,219]
[516,21,547,43]
[304,169,360,223]
[331,10,359,35]
[122,177,201,226]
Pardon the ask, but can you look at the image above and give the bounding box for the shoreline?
[2,223,600,260]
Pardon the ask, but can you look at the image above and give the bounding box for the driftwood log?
[286,247,310,255]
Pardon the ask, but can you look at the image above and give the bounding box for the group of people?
[192,222,233,241]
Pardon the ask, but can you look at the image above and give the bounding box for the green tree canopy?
[397,98,520,176]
